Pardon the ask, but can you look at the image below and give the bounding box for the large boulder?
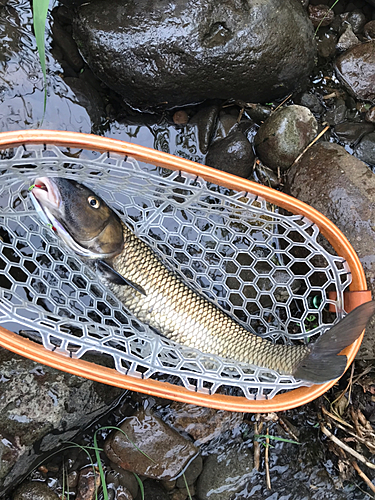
[287,142,375,358]
[73,0,316,110]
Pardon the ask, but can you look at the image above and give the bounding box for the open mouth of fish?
[29,177,106,259]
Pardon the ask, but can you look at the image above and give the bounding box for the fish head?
[31,177,124,258]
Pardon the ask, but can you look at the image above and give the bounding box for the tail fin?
[294,301,375,384]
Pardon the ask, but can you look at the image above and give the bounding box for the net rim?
[0,129,368,412]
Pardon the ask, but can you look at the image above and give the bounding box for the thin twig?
[352,461,375,494]
[265,427,271,490]
[254,418,263,471]
[351,406,364,438]
[352,365,374,386]
[278,416,300,443]
[272,94,292,113]
[321,406,353,430]
[320,423,375,469]
[290,125,330,168]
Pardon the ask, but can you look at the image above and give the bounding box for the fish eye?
[88,196,100,209]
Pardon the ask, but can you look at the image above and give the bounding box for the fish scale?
[103,223,310,375]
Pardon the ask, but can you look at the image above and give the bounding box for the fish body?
[31,177,375,384]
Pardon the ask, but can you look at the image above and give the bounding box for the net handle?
[0,130,369,412]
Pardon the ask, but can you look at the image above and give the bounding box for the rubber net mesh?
[0,144,351,400]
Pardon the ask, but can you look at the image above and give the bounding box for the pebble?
[164,402,243,445]
[103,409,199,480]
[205,127,254,178]
[336,23,360,51]
[12,481,59,500]
[196,443,254,500]
[107,463,139,498]
[254,105,318,172]
[335,40,375,102]
[364,20,375,39]
[365,106,375,123]
[76,467,101,500]
[176,455,203,487]
[142,479,169,500]
[354,132,375,165]
[308,4,335,27]
[173,110,189,126]
[299,93,325,116]
[334,121,374,146]
[324,98,347,126]
[189,105,219,154]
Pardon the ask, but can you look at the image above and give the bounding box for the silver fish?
[30,177,375,383]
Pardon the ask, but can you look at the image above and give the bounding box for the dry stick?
[272,94,293,114]
[278,416,300,443]
[351,406,364,438]
[320,423,375,470]
[290,125,330,169]
[254,419,264,471]
[352,365,374,386]
[265,427,271,490]
[321,406,353,430]
[352,461,375,494]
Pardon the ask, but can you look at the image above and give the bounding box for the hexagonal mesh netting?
[0,144,351,400]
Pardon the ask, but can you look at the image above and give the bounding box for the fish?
[30,177,375,384]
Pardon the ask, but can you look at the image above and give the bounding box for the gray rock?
[308,4,335,27]
[299,93,325,115]
[189,105,220,154]
[176,455,203,487]
[205,128,254,178]
[143,479,169,500]
[12,481,59,500]
[254,105,318,172]
[287,142,375,359]
[346,10,367,34]
[365,106,375,123]
[107,464,139,498]
[354,132,375,166]
[317,28,338,58]
[334,121,374,146]
[104,409,199,481]
[73,0,316,110]
[336,24,360,52]
[335,41,375,102]
[324,98,347,126]
[0,348,122,496]
[364,20,375,39]
[196,443,254,500]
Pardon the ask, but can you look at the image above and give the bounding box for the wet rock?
[189,105,219,154]
[76,467,101,500]
[176,455,203,487]
[346,9,367,34]
[336,23,360,52]
[12,481,59,500]
[107,464,139,498]
[196,443,254,500]
[317,29,338,58]
[324,98,347,126]
[214,110,238,141]
[354,131,375,165]
[334,121,374,146]
[104,409,199,480]
[245,104,272,124]
[52,20,84,73]
[254,161,280,188]
[364,20,375,39]
[365,106,375,122]
[254,105,318,172]
[73,0,316,110]
[0,348,122,496]
[205,127,254,178]
[299,93,325,116]
[143,479,169,500]
[115,486,133,500]
[308,4,335,27]
[335,41,375,102]
[173,110,189,126]
[164,402,243,445]
[287,142,375,358]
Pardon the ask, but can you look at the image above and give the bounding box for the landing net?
[0,144,351,399]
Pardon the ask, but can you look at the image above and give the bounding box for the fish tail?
[293,301,375,384]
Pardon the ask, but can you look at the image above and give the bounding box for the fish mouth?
[32,177,61,210]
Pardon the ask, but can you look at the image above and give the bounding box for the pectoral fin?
[96,260,146,296]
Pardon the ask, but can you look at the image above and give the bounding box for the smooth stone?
[254,105,318,172]
[335,41,375,102]
[73,0,316,110]
[308,4,335,27]
[189,105,220,154]
[108,463,139,498]
[52,20,84,73]
[287,142,375,358]
[365,106,375,122]
[196,443,254,500]
[299,93,325,115]
[214,111,238,141]
[245,104,272,124]
[334,121,374,145]
[142,479,169,500]
[12,481,59,500]
[324,98,347,126]
[354,131,375,165]
[176,455,203,487]
[364,20,375,38]
[164,402,243,445]
[346,9,367,34]
[104,409,199,481]
[205,127,255,177]
[317,29,338,58]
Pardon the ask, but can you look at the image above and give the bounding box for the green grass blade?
[133,473,145,500]
[254,434,301,445]
[32,0,50,115]
[93,430,109,500]
[182,472,193,500]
